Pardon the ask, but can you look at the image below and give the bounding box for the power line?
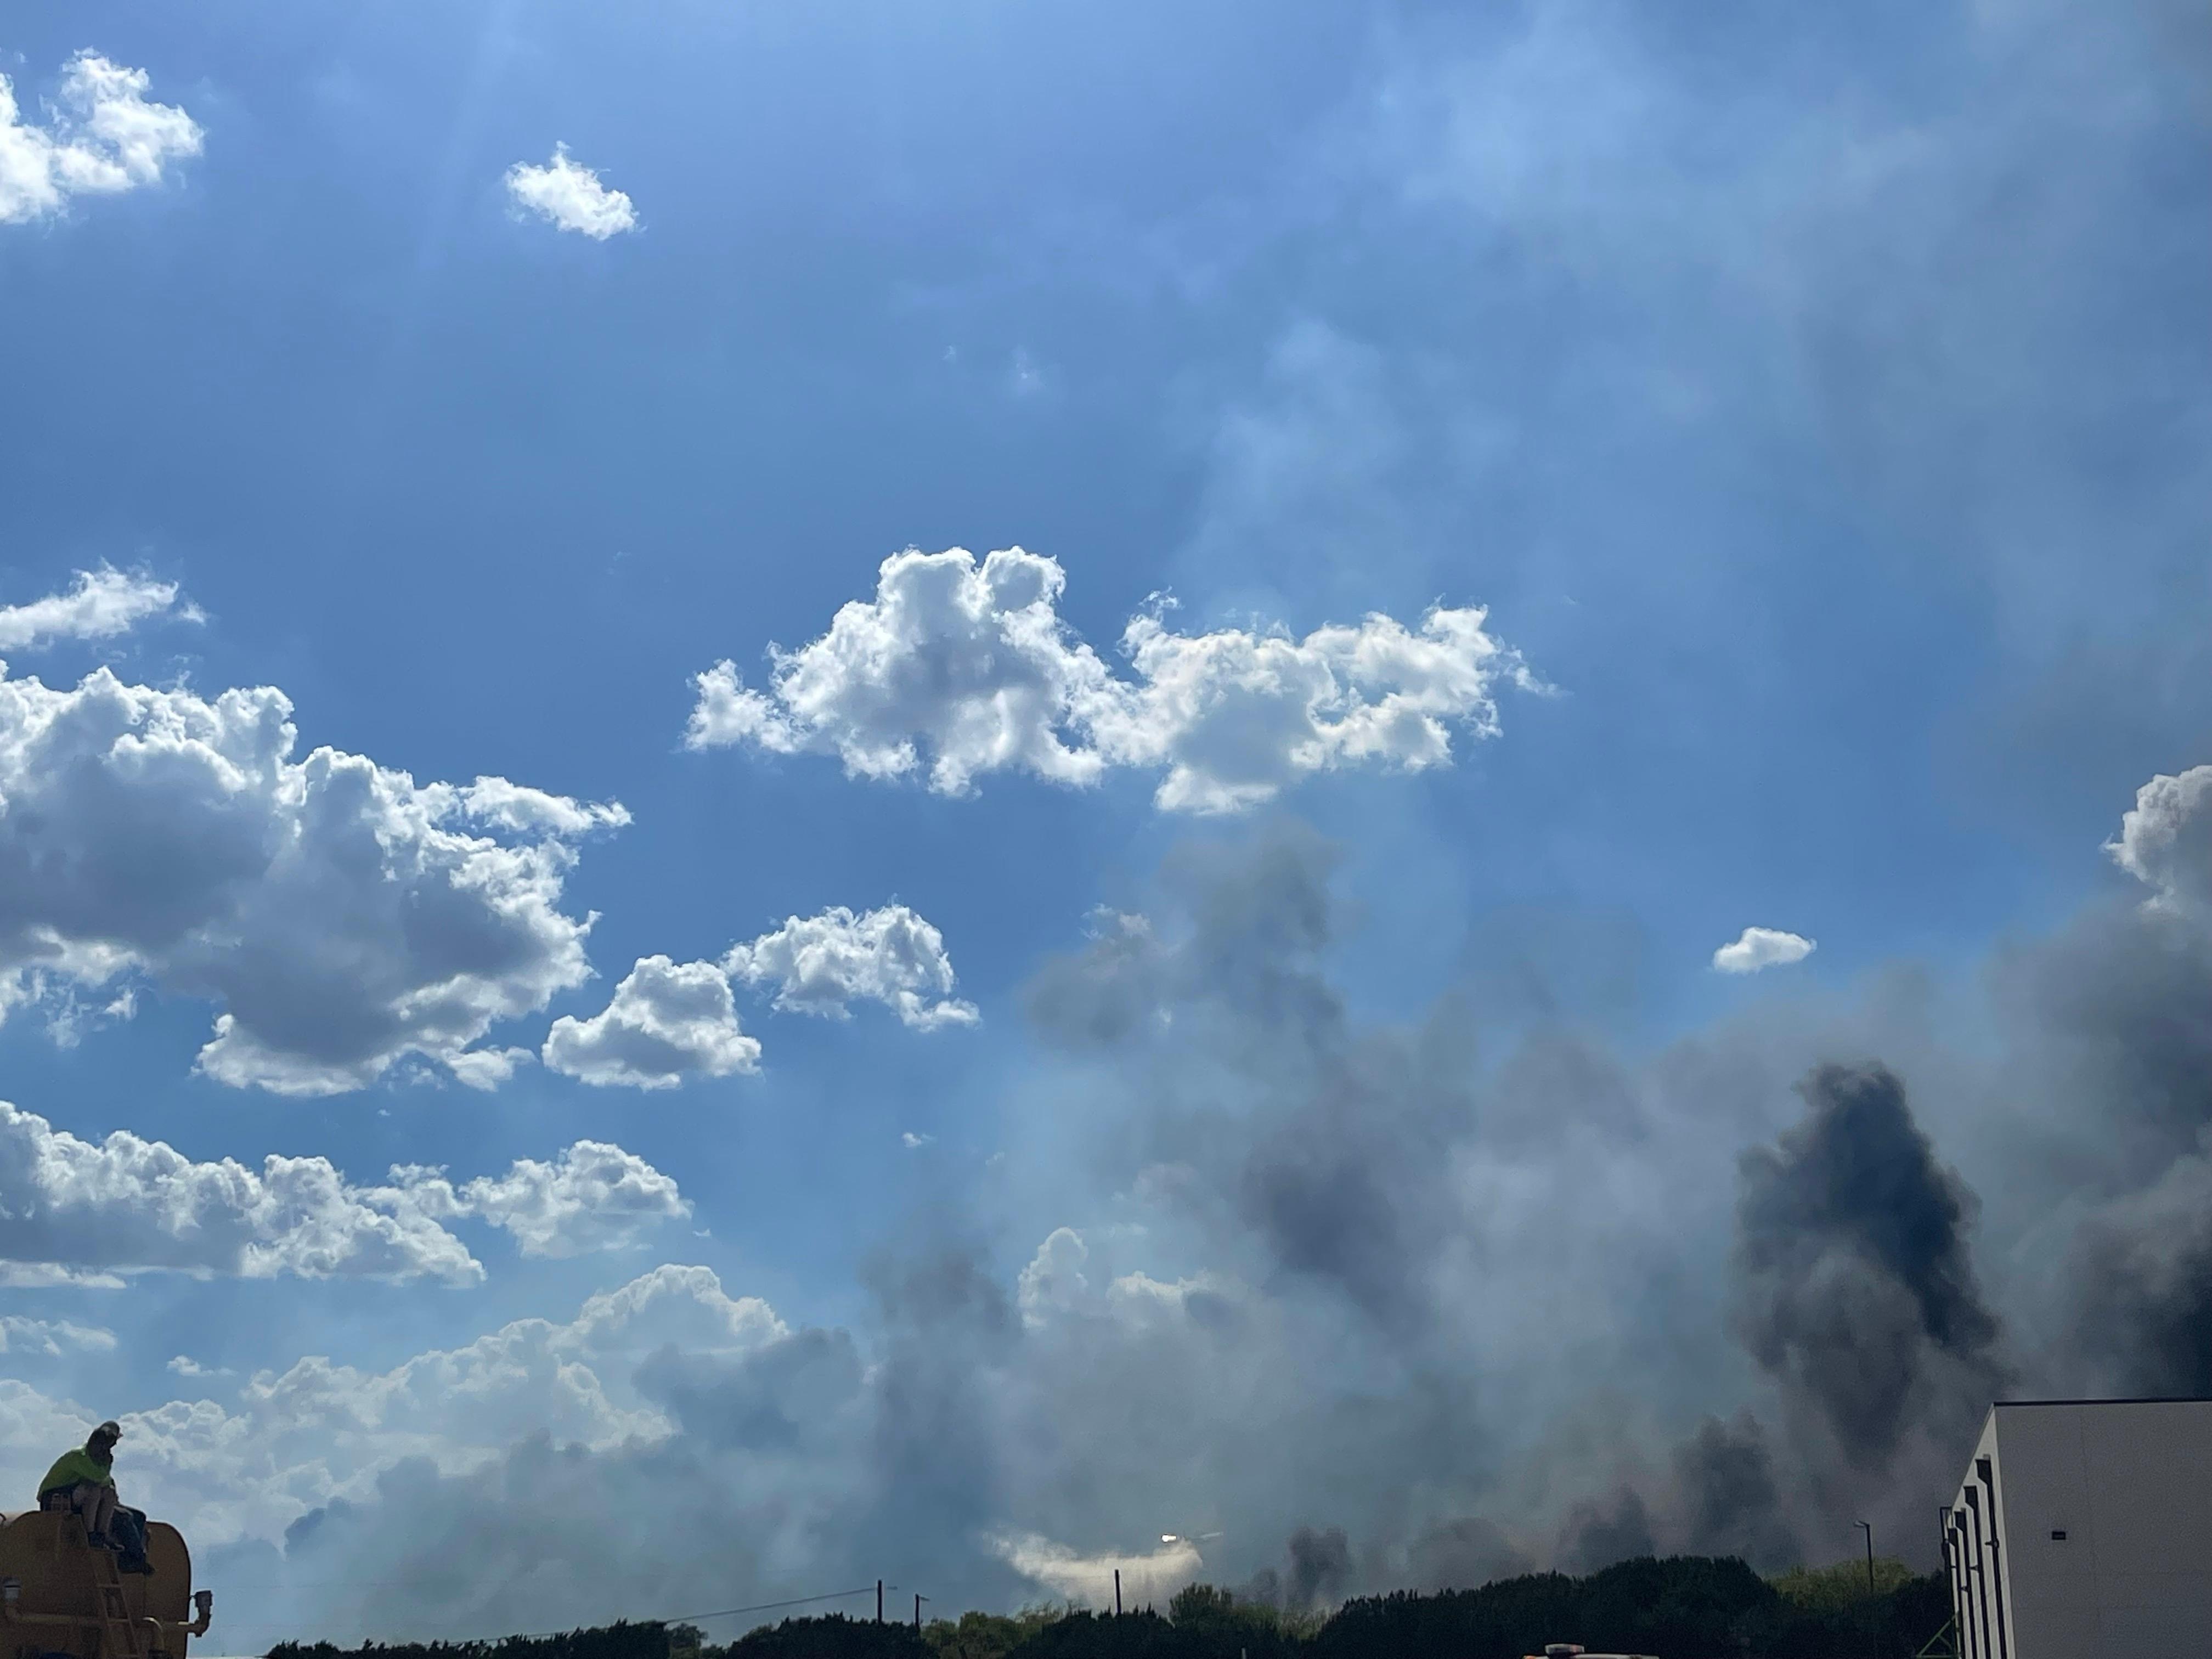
[661,1588,881,1626]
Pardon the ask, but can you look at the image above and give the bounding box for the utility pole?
[1114,1569,1122,1617]
[876,1581,883,1623]
[1854,1521,1876,1659]
[914,1593,927,1632]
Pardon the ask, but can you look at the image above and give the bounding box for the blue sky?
[1,0,2209,1640]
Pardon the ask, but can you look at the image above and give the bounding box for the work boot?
[120,1556,154,1577]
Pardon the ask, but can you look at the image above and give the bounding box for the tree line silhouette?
[268,1555,1953,1659]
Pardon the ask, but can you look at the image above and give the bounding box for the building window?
[2050,1531,2067,1542]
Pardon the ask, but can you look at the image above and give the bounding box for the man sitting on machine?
[38,1420,154,1574]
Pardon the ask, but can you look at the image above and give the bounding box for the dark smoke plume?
[1734,1063,2008,1470]
[1672,1414,1797,1571]
[1286,1526,1355,1609]
[1556,1491,1655,1574]
[1406,1517,1533,1592]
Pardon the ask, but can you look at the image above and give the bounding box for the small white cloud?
[504,143,637,239]
[542,955,760,1089]
[0,568,198,652]
[0,1316,116,1356]
[1712,926,1816,974]
[901,1131,934,1149]
[455,776,630,837]
[687,546,1534,814]
[724,904,979,1030]
[1007,349,1050,398]
[1017,1227,1092,1327]
[0,53,203,225]
[166,1355,228,1378]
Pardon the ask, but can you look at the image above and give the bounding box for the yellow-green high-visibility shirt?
[37,1449,114,1499]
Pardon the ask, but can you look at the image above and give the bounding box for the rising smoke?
[207,776,2212,1638]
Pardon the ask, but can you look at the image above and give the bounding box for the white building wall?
[1949,1400,2212,1659]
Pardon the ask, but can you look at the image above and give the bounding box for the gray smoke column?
[1556,1491,1656,1575]
[1672,1414,1796,1571]
[1286,1526,1354,1609]
[1733,1063,2009,1471]
[2068,1131,2212,1395]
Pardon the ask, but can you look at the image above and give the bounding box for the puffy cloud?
[0,1102,685,1282]
[0,568,198,652]
[1015,1227,1237,1335]
[0,1101,483,1285]
[723,904,978,1030]
[0,53,202,224]
[541,955,760,1089]
[1016,1227,1093,1328]
[547,906,974,1088]
[394,1139,691,1257]
[0,665,622,1093]
[2107,765,2212,914]
[504,144,637,239]
[686,546,1532,813]
[454,777,630,838]
[1711,927,1815,974]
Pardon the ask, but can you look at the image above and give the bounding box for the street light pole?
[1854,1521,1877,1659]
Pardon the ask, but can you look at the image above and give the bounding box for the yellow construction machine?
[0,1511,212,1659]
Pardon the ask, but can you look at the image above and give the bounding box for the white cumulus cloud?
[2108,765,2212,915]
[1711,926,1816,974]
[686,546,1533,814]
[0,53,202,225]
[0,568,198,652]
[0,664,625,1094]
[504,143,637,239]
[1016,1226,1239,1334]
[0,1101,481,1284]
[546,904,974,1088]
[0,1102,686,1283]
[392,1139,691,1256]
[542,955,760,1089]
[723,904,978,1030]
